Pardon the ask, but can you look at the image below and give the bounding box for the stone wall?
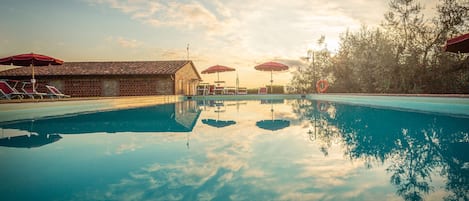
[118,76,173,96]
[2,63,201,97]
[65,78,102,97]
[175,63,201,95]
[67,76,176,97]
[20,75,175,97]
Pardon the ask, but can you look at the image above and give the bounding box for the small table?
[214,81,225,86]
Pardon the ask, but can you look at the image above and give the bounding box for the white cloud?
[89,0,440,87]
[92,0,237,35]
[91,0,388,57]
[63,101,423,201]
[116,37,142,48]
[115,142,139,154]
[106,36,142,48]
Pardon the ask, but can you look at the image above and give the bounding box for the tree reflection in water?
[291,99,469,201]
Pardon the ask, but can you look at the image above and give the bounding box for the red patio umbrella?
[254,61,289,94]
[445,33,469,53]
[201,65,236,85]
[0,53,64,90]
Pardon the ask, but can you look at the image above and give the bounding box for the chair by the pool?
[237,87,248,95]
[224,86,236,95]
[46,85,70,98]
[197,83,210,95]
[206,85,215,95]
[214,86,225,95]
[258,87,268,94]
[0,80,24,100]
[21,82,46,99]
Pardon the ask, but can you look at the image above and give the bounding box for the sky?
[0,0,439,88]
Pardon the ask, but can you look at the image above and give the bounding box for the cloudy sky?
[0,0,438,87]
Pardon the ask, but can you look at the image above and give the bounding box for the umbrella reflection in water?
[0,134,62,149]
[0,119,63,148]
[202,119,236,128]
[256,99,290,131]
[256,119,290,131]
[201,100,236,128]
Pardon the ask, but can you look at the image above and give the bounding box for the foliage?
[247,85,284,94]
[290,35,333,93]
[290,99,469,201]
[291,0,469,94]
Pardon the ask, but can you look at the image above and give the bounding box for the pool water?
[0,99,468,201]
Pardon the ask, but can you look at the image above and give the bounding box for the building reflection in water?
[0,101,201,148]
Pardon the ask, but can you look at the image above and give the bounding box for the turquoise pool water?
[0,98,468,201]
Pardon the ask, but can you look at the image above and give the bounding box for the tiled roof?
[0,60,193,76]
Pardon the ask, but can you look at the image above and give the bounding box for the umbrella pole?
[270,70,273,94]
[31,64,36,92]
[217,72,220,86]
[236,73,239,94]
[31,64,35,80]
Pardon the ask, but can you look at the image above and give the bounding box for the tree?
[427,0,469,93]
[328,27,396,93]
[295,0,469,94]
[290,36,332,93]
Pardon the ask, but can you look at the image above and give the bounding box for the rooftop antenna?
[186,43,190,60]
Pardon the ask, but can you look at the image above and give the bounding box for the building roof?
[0,60,197,77]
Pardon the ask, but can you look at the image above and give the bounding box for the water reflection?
[202,119,236,128]
[0,101,201,148]
[201,100,237,128]
[292,99,469,201]
[256,99,291,131]
[0,98,467,200]
[0,133,62,148]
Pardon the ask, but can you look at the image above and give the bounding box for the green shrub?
[247,85,285,94]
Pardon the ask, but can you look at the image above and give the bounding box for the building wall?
[118,76,173,96]
[25,75,176,97]
[175,63,200,96]
[65,78,102,97]
[2,63,201,97]
[103,79,118,96]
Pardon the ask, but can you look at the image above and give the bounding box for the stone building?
[0,60,201,97]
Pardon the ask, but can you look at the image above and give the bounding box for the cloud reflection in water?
[1,99,466,201]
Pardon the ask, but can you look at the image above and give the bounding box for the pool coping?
[307,94,469,118]
[190,93,469,117]
[1,93,468,123]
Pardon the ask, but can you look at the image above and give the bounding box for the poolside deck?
[0,95,183,123]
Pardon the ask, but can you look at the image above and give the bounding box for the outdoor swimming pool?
[0,96,468,201]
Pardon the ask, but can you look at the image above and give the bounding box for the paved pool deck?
[0,95,183,123]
